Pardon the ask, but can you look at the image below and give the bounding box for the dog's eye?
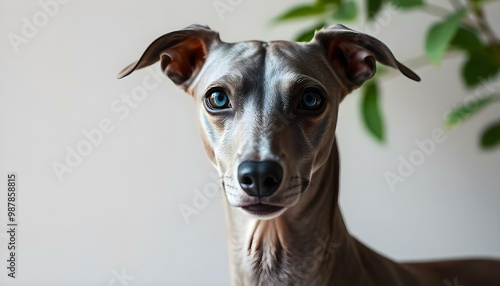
[206,90,231,110]
[298,90,324,112]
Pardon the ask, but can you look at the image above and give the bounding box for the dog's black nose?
[237,161,283,198]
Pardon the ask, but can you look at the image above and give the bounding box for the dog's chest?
[233,226,331,285]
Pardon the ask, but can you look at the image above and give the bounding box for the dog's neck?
[222,139,356,285]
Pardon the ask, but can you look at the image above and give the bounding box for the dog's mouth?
[240,203,285,218]
[242,203,283,214]
[224,176,309,219]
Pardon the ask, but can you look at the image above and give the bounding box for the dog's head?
[118,24,419,220]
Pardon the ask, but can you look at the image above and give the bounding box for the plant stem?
[469,2,499,44]
[422,3,478,29]
[476,10,499,45]
[466,0,500,60]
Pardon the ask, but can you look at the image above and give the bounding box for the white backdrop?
[0,0,499,285]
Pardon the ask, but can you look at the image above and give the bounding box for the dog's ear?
[313,24,420,91]
[117,24,220,87]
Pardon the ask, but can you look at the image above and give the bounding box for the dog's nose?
[237,161,283,197]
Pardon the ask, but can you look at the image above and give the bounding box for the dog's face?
[191,40,341,219]
[118,24,419,220]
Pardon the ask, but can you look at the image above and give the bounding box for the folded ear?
[313,24,420,91]
[117,24,220,87]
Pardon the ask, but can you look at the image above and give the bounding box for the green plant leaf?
[462,48,500,87]
[449,26,484,53]
[366,0,384,20]
[445,94,499,128]
[333,0,358,21]
[295,22,327,42]
[273,4,326,22]
[388,0,423,9]
[361,80,385,142]
[480,120,500,149]
[448,26,500,87]
[425,8,466,65]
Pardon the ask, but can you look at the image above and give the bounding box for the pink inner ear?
[160,38,207,85]
[348,51,375,85]
[328,40,377,89]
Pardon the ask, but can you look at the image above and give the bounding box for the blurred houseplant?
[273,0,500,149]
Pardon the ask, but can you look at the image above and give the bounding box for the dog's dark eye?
[206,90,231,110]
[298,90,324,112]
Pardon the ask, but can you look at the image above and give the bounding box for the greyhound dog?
[118,24,500,285]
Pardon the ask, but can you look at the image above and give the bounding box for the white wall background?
[0,0,499,285]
